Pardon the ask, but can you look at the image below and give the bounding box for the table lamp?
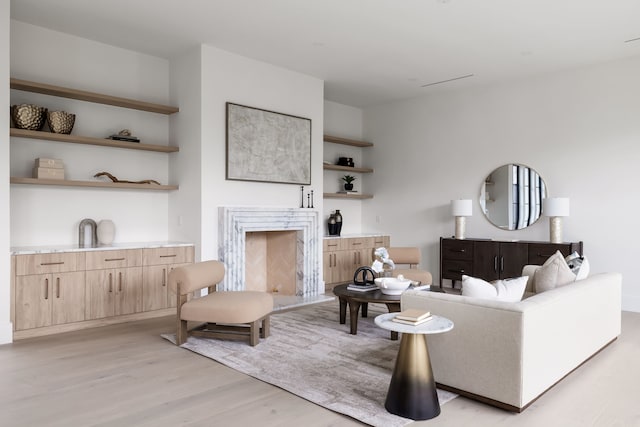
[543,197,570,243]
[451,199,473,239]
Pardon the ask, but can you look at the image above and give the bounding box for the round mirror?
[479,164,547,230]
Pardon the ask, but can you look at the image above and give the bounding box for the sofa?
[400,269,622,412]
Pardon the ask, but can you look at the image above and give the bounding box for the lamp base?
[455,216,466,240]
[549,216,563,244]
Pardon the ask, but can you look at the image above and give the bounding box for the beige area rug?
[162,302,457,427]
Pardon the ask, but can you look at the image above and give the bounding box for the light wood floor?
[1,310,640,427]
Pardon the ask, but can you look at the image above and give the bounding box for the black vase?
[328,214,339,236]
[334,209,343,236]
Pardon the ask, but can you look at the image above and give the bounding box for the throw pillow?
[461,275,528,302]
[533,251,576,293]
[565,251,590,280]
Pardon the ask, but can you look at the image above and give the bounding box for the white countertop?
[323,233,388,239]
[11,241,194,255]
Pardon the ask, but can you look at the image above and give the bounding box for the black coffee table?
[333,284,403,340]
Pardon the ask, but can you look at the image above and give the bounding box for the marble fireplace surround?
[218,207,332,310]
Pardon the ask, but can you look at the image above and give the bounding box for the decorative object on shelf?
[371,247,395,276]
[328,213,339,236]
[334,209,343,235]
[94,171,161,185]
[451,199,473,239]
[226,102,311,185]
[33,157,65,180]
[46,110,75,134]
[342,175,356,191]
[108,129,140,143]
[310,190,314,208]
[10,104,47,130]
[337,157,354,167]
[543,197,570,243]
[78,218,98,248]
[96,219,116,245]
[352,266,377,286]
[300,186,305,208]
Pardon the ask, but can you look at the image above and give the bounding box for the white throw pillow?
[533,251,576,293]
[565,251,590,280]
[461,275,528,302]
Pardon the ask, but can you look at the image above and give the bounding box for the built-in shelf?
[323,192,373,200]
[323,164,373,173]
[10,129,179,153]
[10,177,178,191]
[323,135,373,148]
[10,78,179,115]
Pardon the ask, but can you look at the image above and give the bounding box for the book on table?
[391,315,433,326]
[394,308,431,322]
[347,284,377,292]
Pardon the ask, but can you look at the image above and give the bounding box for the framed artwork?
[226,102,312,185]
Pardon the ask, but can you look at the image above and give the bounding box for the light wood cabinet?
[142,246,194,311]
[323,236,389,289]
[85,267,143,320]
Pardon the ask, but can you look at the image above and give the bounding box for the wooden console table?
[439,238,583,287]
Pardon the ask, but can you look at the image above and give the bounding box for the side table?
[375,313,454,420]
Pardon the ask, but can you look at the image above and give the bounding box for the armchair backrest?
[387,247,421,268]
[168,260,226,295]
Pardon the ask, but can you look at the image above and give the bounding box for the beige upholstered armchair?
[168,260,273,346]
[387,247,433,285]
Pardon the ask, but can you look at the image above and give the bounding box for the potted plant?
[342,175,356,191]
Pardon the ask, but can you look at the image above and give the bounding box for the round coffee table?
[375,313,454,420]
[332,284,402,340]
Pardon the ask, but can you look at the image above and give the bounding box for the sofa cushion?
[533,251,576,293]
[461,275,528,302]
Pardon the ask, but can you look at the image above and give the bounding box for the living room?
[1,1,640,425]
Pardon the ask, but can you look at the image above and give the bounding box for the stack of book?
[346,283,377,292]
[392,308,433,325]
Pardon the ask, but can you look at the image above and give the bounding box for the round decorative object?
[353,266,376,286]
[374,277,411,295]
[97,220,115,245]
[10,104,47,130]
[47,110,76,134]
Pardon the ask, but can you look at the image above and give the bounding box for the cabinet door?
[142,265,169,311]
[51,271,86,325]
[499,242,528,279]
[86,269,116,320]
[473,241,500,281]
[15,274,52,330]
[115,267,143,316]
[323,251,341,286]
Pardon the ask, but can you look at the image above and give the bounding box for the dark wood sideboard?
[439,237,583,288]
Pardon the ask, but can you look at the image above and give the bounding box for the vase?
[97,219,115,245]
[334,210,343,236]
[344,183,354,191]
[328,214,338,236]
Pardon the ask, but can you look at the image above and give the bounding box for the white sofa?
[400,270,622,412]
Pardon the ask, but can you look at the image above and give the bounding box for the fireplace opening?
[245,230,298,295]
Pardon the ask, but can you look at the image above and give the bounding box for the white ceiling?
[10,0,640,107]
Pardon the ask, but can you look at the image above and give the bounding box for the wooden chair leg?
[261,315,270,338]
[250,320,260,346]
[177,319,188,345]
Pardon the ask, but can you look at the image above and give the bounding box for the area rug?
[162,302,457,427]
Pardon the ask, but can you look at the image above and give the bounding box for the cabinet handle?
[537,253,554,258]
[105,258,125,262]
[160,254,177,258]
[328,244,338,247]
[108,273,113,292]
[494,256,498,272]
[162,268,166,286]
[448,269,465,274]
[119,272,123,292]
[453,249,466,253]
[41,261,65,266]
[56,277,60,298]
[500,256,504,272]
[44,278,49,300]
[352,242,362,246]
[333,254,336,268]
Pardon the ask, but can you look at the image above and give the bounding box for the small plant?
[341,175,356,184]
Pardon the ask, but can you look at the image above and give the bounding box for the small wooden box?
[35,157,64,169]
[33,167,65,180]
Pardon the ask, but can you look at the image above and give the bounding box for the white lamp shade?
[544,197,570,217]
[451,199,473,217]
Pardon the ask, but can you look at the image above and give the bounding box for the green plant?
[341,175,356,184]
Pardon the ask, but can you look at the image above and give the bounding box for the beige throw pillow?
[461,275,528,302]
[533,251,576,293]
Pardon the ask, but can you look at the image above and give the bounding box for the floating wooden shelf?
[11,177,178,191]
[10,78,179,114]
[323,135,373,148]
[323,192,373,200]
[10,129,179,153]
[323,164,373,173]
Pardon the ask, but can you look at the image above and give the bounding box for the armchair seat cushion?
[181,291,273,324]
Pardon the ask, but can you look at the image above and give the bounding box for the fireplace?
[218,207,328,310]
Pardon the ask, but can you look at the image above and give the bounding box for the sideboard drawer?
[527,243,574,265]
[323,238,343,252]
[143,247,194,266]
[85,249,143,270]
[442,260,473,281]
[441,239,474,261]
[343,237,374,250]
[15,252,86,276]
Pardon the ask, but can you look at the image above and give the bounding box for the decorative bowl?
[10,104,47,130]
[375,277,412,295]
[47,110,76,134]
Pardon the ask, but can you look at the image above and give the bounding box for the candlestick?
[307,193,310,208]
[300,186,304,208]
[310,190,314,208]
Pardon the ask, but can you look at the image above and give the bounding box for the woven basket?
[47,110,76,134]
[11,104,47,131]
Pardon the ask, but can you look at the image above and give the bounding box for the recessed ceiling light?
[421,74,474,88]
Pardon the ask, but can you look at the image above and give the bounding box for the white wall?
[363,56,640,312]
[170,45,324,264]
[10,21,172,247]
[1,0,12,344]
[323,101,366,236]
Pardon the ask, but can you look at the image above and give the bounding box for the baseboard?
[0,321,13,345]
